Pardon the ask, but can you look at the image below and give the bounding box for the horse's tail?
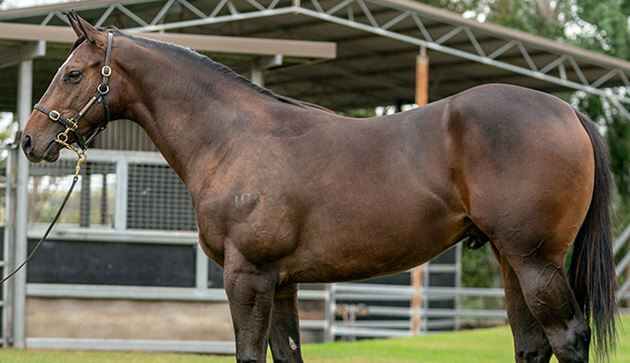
[570,110,617,361]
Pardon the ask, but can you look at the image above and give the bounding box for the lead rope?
[0,154,85,285]
[1,32,114,285]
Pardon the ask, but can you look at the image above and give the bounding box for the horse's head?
[22,12,119,162]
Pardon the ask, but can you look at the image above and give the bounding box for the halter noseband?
[33,31,114,164]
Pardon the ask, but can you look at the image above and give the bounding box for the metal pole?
[114,160,128,231]
[455,244,462,330]
[195,244,208,290]
[3,127,18,346]
[324,283,335,342]
[250,64,264,87]
[13,59,33,348]
[410,47,429,335]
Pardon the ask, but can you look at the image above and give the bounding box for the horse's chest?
[195,190,299,265]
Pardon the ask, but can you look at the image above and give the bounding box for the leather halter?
[33,31,114,153]
[1,34,116,286]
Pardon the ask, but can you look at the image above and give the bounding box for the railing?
[329,283,506,339]
[615,224,630,304]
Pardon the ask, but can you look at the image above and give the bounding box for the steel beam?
[292,6,630,104]
[0,22,336,59]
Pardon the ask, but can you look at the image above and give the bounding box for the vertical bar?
[3,128,17,346]
[324,283,335,342]
[114,160,128,230]
[415,47,429,106]
[195,244,208,289]
[454,244,462,330]
[100,173,108,225]
[250,63,264,86]
[410,47,429,335]
[13,60,33,349]
[79,168,91,227]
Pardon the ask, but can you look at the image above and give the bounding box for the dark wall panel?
[27,239,195,287]
[208,261,224,288]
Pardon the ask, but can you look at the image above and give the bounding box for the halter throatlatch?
[33,31,114,176]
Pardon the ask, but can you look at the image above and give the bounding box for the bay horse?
[21,13,617,363]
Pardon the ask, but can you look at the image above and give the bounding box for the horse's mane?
[100,29,333,114]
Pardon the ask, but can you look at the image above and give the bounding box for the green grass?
[1,315,628,363]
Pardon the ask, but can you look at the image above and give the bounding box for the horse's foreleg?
[224,245,277,363]
[269,284,303,363]
[505,255,590,363]
[498,253,552,363]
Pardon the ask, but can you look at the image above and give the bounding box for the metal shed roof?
[1,0,629,111]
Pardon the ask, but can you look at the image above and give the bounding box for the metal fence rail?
[615,225,630,303]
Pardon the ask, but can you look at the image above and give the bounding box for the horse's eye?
[64,70,83,84]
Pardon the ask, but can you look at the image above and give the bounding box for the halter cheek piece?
[33,31,114,165]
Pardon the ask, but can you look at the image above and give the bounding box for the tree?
[420,0,630,204]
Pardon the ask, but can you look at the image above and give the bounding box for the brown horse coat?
[21,15,617,363]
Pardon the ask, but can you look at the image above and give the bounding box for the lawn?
[0,315,628,363]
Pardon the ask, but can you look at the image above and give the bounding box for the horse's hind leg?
[269,284,303,363]
[503,251,590,363]
[496,251,552,363]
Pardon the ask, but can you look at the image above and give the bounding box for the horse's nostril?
[21,134,33,154]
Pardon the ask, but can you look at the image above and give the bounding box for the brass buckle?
[49,110,61,121]
[97,84,110,95]
[101,66,112,77]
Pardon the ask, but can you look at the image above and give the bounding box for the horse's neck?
[120,47,274,187]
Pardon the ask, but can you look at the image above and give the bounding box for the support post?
[250,55,284,87]
[250,65,264,87]
[410,47,429,335]
[3,124,18,346]
[195,244,209,290]
[324,283,336,342]
[415,47,429,106]
[13,60,33,348]
[114,160,128,231]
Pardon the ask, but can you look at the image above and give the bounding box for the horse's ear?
[65,11,84,39]
[65,11,106,47]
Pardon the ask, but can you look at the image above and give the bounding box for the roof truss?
[1,0,629,107]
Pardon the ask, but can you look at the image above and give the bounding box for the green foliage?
[461,245,499,288]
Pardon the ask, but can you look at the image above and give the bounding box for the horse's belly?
[281,199,466,284]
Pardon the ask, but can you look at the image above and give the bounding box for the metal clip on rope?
[1,32,114,285]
